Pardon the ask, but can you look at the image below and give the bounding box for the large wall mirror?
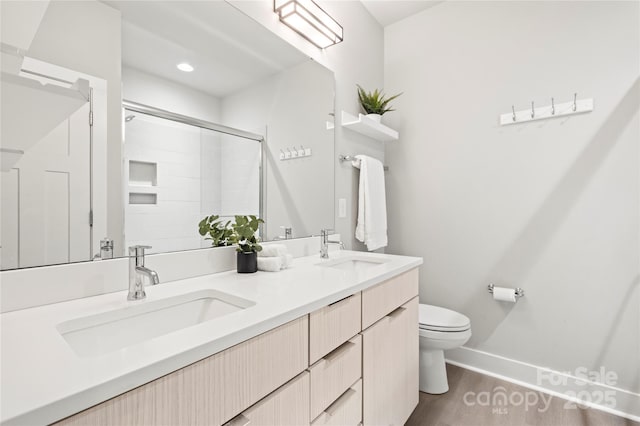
[0,0,335,270]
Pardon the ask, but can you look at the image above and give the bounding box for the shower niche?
[128,160,158,206]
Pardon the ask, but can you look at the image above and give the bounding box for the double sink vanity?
[1,250,422,425]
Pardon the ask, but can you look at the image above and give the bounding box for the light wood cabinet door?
[362,268,418,329]
[227,372,310,426]
[309,292,361,364]
[309,334,362,419]
[54,316,309,426]
[311,379,362,426]
[362,297,419,426]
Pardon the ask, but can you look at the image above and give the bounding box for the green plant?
[198,215,234,247]
[230,215,264,253]
[356,84,402,115]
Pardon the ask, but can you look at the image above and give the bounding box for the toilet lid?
[419,304,470,332]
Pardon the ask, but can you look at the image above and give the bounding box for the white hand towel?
[354,155,387,251]
[259,244,287,258]
[258,256,283,272]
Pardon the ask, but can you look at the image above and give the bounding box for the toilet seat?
[419,304,470,332]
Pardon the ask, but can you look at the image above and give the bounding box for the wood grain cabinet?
[308,291,363,425]
[54,316,308,426]
[361,269,420,426]
[225,372,310,426]
[309,293,361,364]
[309,334,362,419]
[311,379,362,426]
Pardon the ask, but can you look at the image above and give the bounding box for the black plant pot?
[237,251,258,273]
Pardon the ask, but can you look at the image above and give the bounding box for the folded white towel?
[259,244,288,258]
[258,256,283,272]
[354,155,388,251]
[282,254,294,269]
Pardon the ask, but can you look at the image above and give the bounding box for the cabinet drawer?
[54,316,309,426]
[311,379,362,426]
[309,334,362,420]
[227,372,310,426]
[310,292,361,364]
[362,296,419,426]
[362,268,418,329]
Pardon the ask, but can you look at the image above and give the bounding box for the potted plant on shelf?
[198,214,234,247]
[356,84,402,124]
[230,215,264,273]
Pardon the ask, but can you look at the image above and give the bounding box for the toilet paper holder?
[487,284,525,299]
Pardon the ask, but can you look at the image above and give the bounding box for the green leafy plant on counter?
[198,215,234,247]
[356,84,403,115]
[230,215,264,253]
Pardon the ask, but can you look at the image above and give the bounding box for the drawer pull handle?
[328,294,353,307]
[324,388,357,417]
[225,414,250,426]
[323,340,356,364]
[386,306,406,320]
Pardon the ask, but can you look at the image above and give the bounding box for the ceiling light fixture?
[177,63,194,72]
[274,0,343,49]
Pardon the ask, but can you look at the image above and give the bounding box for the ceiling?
[102,1,308,98]
[360,0,444,27]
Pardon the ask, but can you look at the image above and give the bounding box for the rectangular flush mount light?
[274,0,343,49]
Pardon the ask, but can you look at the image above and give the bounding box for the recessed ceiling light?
[177,63,194,72]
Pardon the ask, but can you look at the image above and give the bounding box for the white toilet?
[418,304,471,394]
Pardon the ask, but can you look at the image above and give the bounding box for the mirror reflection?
[122,106,261,254]
[0,0,335,270]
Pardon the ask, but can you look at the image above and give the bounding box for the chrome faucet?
[128,245,159,301]
[320,229,344,259]
[93,237,114,260]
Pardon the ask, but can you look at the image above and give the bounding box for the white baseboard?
[446,346,640,422]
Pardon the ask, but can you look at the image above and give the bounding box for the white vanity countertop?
[0,250,422,425]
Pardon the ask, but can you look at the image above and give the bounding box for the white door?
[1,102,91,269]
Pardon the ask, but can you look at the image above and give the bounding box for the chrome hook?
[573,93,577,112]
[531,101,535,119]
[551,97,555,115]
[512,105,516,122]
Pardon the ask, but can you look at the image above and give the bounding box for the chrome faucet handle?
[320,228,334,237]
[100,238,114,249]
[129,245,152,257]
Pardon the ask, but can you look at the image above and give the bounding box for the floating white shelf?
[341,111,399,142]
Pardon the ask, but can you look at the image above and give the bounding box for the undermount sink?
[319,256,387,273]
[57,290,254,357]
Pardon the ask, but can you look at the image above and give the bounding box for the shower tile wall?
[124,113,203,253]
[219,133,260,217]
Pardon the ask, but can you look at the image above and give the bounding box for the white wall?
[384,0,639,404]
[122,67,221,123]
[28,0,123,254]
[229,0,385,249]
[221,60,333,240]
